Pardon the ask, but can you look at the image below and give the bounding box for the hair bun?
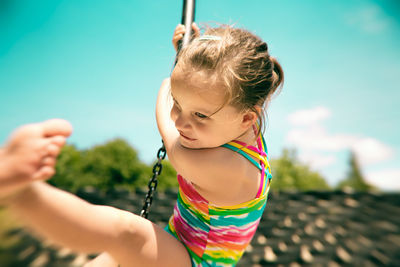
[258,42,268,52]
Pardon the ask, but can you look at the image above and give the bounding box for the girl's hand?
[172,23,200,52]
[0,119,72,203]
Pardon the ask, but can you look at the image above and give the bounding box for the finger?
[192,22,200,37]
[172,34,184,51]
[41,156,56,167]
[175,28,186,35]
[174,25,186,38]
[48,135,67,147]
[46,144,61,157]
[172,33,184,41]
[36,138,52,158]
[40,119,73,138]
[32,166,55,181]
[175,24,184,31]
[36,136,65,158]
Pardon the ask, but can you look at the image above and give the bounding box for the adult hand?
[0,119,72,203]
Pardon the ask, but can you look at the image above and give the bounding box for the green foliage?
[80,139,150,191]
[269,149,331,191]
[49,144,85,192]
[155,160,178,191]
[336,151,376,191]
[50,139,151,192]
[51,139,334,193]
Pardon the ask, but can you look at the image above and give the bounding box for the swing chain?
[140,142,166,218]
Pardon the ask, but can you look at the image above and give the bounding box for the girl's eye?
[194,112,208,119]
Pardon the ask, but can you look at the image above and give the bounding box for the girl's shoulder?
[190,146,262,206]
[195,144,253,177]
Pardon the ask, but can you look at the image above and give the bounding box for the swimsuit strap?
[221,130,272,198]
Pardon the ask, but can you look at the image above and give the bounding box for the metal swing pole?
[140,0,196,219]
[178,0,196,51]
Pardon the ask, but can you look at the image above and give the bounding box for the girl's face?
[170,68,252,149]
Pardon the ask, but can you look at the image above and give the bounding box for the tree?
[51,141,333,193]
[154,160,178,191]
[49,144,85,192]
[336,151,376,191]
[269,149,331,191]
[50,139,152,192]
[80,138,151,191]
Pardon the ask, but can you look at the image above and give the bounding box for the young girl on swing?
[0,23,283,267]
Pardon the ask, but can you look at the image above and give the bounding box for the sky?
[1,0,399,191]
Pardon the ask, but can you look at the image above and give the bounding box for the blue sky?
[1,0,399,190]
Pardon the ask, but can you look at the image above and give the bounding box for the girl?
[157,23,283,266]
[2,24,283,267]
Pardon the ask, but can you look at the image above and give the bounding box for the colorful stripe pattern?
[166,133,272,266]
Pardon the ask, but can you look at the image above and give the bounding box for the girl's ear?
[241,106,261,129]
[241,109,259,130]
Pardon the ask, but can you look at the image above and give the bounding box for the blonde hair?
[176,24,284,135]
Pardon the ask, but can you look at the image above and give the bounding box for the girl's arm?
[155,78,179,144]
[9,181,133,254]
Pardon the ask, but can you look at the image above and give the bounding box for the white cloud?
[365,169,400,191]
[286,125,358,151]
[286,126,395,166]
[345,5,391,34]
[352,138,395,166]
[285,106,397,188]
[298,152,336,170]
[287,106,331,126]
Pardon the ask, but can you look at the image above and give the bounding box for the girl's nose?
[174,113,191,131]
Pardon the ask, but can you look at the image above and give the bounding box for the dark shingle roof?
[2,188,400,266]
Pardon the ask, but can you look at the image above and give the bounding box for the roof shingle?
[2,188,399,266]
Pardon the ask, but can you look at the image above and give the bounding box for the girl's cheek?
[193,120,207,131]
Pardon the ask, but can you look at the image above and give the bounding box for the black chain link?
[140,142,166,218]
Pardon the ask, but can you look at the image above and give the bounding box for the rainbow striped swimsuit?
[165,133,272,266]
